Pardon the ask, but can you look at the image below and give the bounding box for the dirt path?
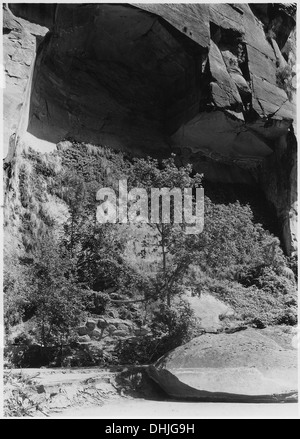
[53,397,299,419]
[5,364,299,419]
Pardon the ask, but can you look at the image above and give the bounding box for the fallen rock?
[107,310,119,318]
[148,327,298,401]
[134,327,151,337]
[77,326,88,336]
[78,335,90,343]
[116,324,132,333]
[90,329,103,340]
[97,318,108,329]
[106,318,134,328]
[85,320,97,331]
[112,330,129,338]
[107,325,117,335]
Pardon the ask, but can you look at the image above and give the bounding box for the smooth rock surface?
[183,292,234,333]
[148,327,298,401]
[3,6,49,159]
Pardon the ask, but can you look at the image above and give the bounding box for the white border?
[0,0,299,420]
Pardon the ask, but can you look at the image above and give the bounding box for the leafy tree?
[128,154,203,305]
[29,236,84,348]
[3,255,32,331]
[55,165,150,313]
[197,198,287,278]
[117,300,197,364]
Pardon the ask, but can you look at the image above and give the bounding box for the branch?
[109,298,149,304]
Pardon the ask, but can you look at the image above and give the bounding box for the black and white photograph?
[1,1,299,420]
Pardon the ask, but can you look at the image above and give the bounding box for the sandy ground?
[54,398,300,419]
[4,368,299,419]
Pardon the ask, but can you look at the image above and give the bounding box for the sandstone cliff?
[3,3,297,254]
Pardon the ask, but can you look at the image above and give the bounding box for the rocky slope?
[3,3,297,254]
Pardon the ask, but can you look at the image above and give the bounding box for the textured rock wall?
[3,5,49,160]
[3,3,297,254]
[261,129,297,255]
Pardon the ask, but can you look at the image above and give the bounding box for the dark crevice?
[204,181,281,238]
[238,44,251,83]
[250,3,296,50]
[210,22,243,46]
[209,22,253,120]
[3,27,12,34]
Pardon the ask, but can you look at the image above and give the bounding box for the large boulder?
[147,327,298,402]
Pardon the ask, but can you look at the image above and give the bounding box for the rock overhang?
[5,3,295,163]
[3,3,297,254]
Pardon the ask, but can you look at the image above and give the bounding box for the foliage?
[117,300,197,364]
[128,154,203,190]
[198,273,297,328]
[128,154,203,305]
[150,300,197,349]
[29,237,85,348]
[276,64,296,101]
[197,199,285,275]
[4,256,33,330]
[4,141,298,368]
[5,233,85,368]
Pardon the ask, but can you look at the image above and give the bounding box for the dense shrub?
[4,256,33,330]
[198,273,297,328]
[117,300,198,364]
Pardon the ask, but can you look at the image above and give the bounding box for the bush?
[150,301,195,342]
[196,199,284,275]
[198,274,297,328]
[116,336,157,365]
[117,300,198,365]
[3,256,33,331]
[5,236,85,358]
[237,265,295,296]
[254,266,295,296]
[276,65,296,101]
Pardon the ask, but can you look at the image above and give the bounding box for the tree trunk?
[161,225,170,306]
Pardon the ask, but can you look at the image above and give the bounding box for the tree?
[194,199,286,278]
[128,154,203,305]
[29,236,84,349]
[3,254,32,332]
